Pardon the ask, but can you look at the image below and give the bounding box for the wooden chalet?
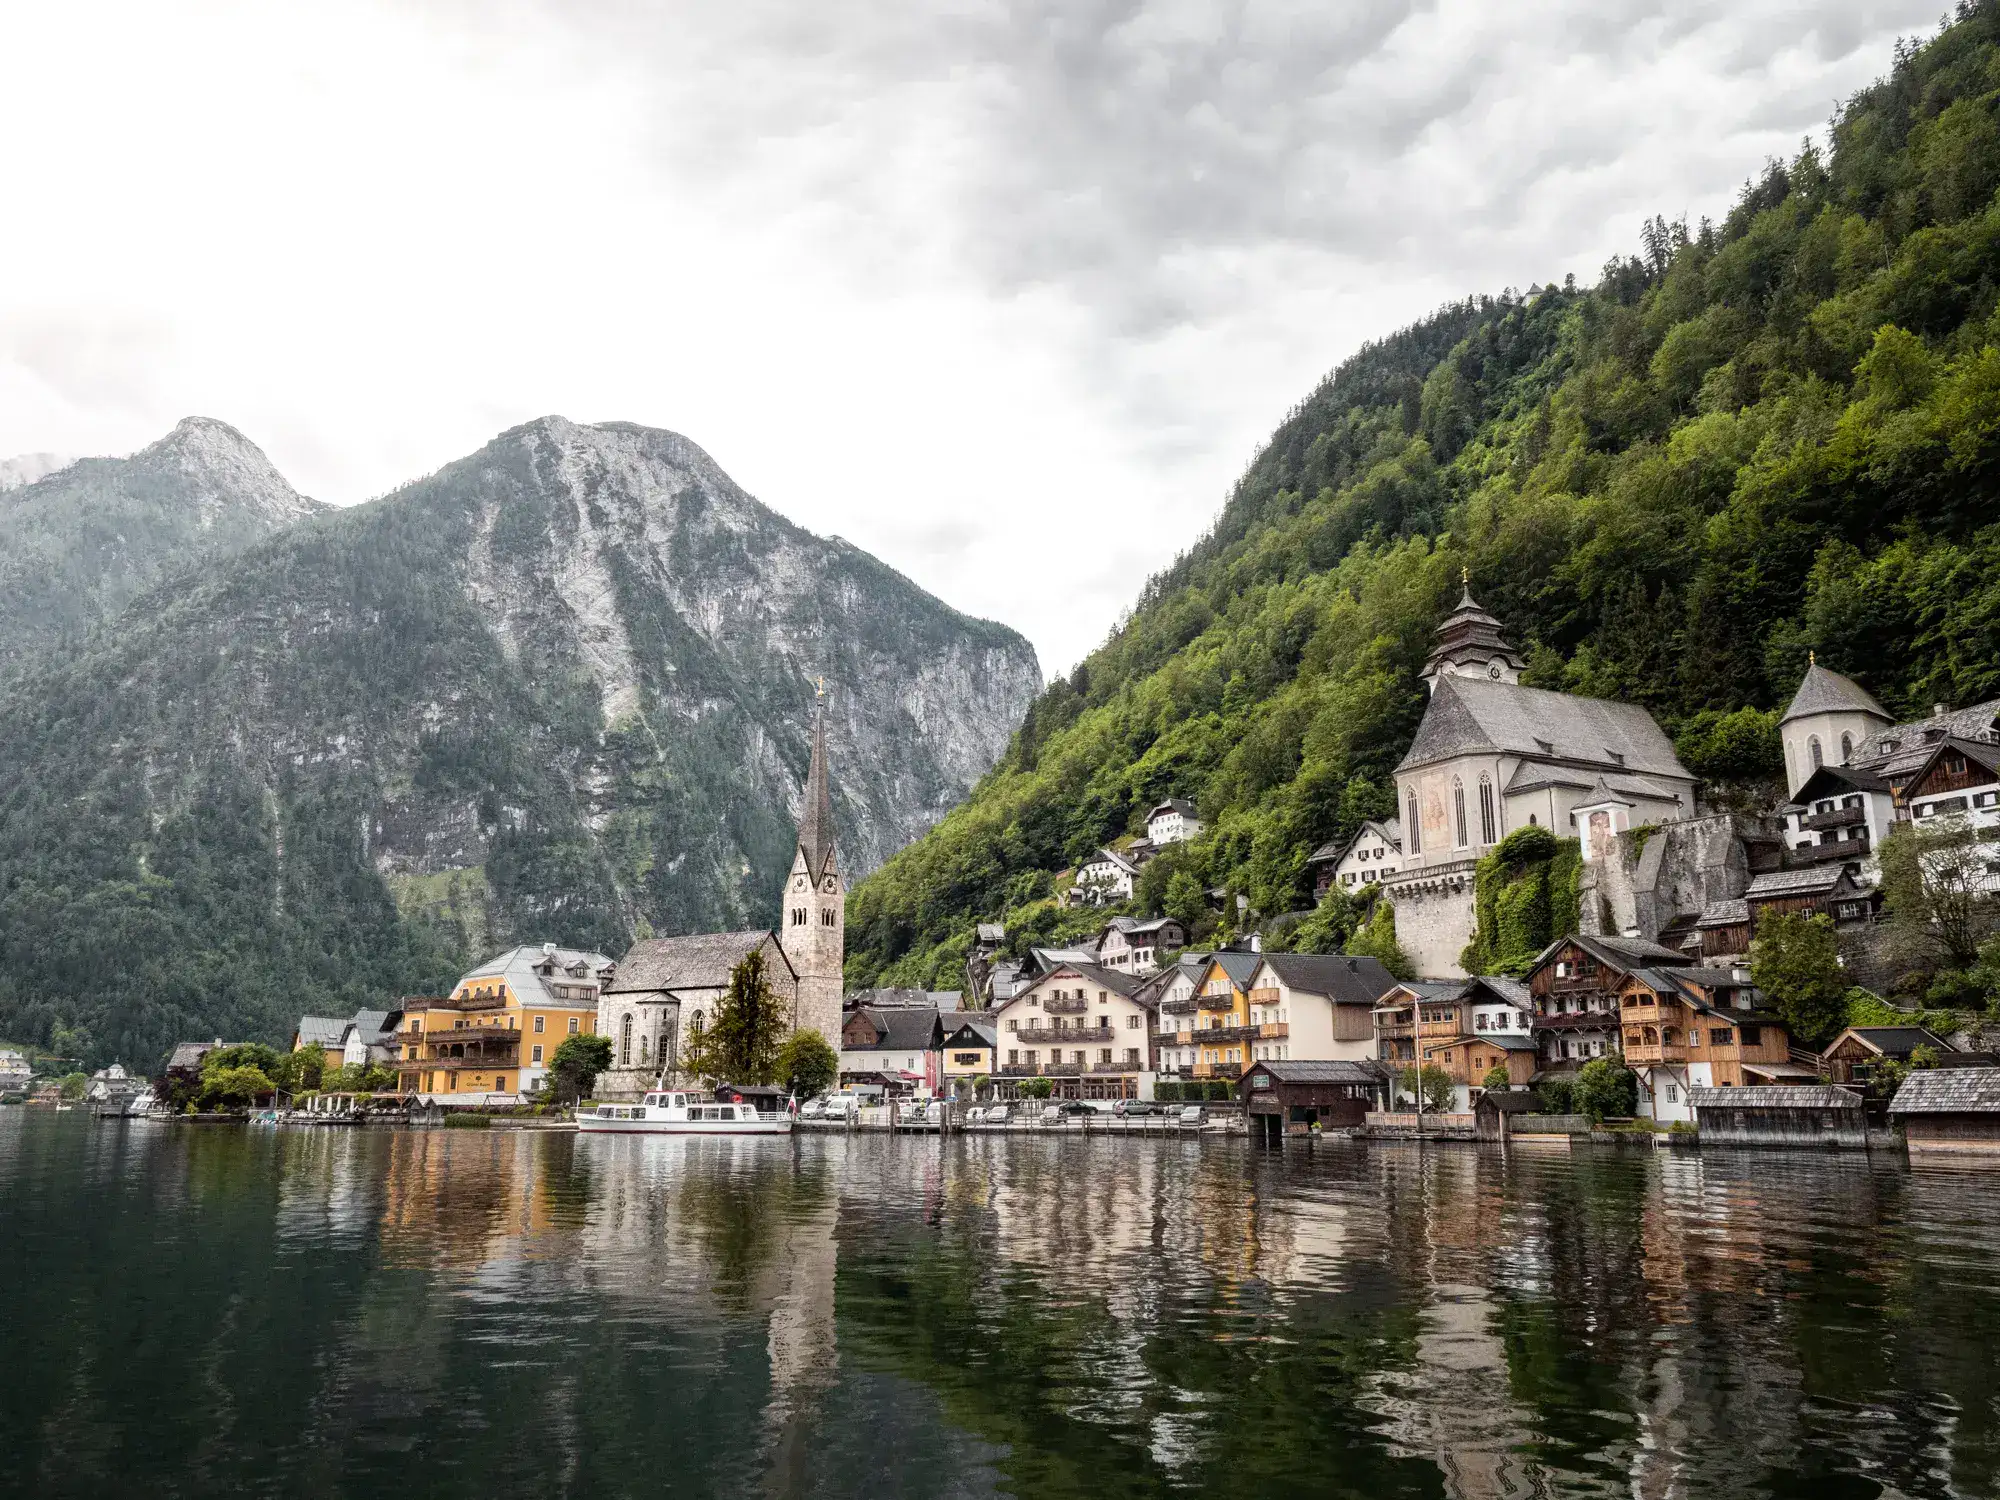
[1616,965,1803,1122]
[1821,1025,1953,1086]
[1524,934,1694,1075]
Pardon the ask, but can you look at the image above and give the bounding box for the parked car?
[1114,1099,1160,1117]
[798,1096,827,1120]
[983,1104,1009,1125]
[823,1091,862,1119]
[1176,1105,1206,1127]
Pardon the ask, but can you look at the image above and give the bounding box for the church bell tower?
[779,685,844,1050]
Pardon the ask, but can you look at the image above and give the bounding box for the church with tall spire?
[594,689,845,1097]
[778,692,845,1049]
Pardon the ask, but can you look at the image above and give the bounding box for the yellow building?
[1158,952,1261,1083]
[940,1016,997,1097]
[397,944,614,1101]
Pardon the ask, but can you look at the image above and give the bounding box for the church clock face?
[1488,662,1503,679]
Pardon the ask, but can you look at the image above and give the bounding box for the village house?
[1370,979,1461,1066]
[1242,953,1397,1066]
[1142,953,1208,1076]
[1889,1067,2000,1153]
[993,961,1155,1100]
[1742,867,1878,936]
[1096,915,1186,976]
[396,945,613,1102]
[841,1005,945,1098]
[1385,589,1697,974]
[1818,1025,1985,1087]
[1154,951,1262,1084]
[0,1049,31,1095]
[1146,799,1202,845]
[1779,658,2000,815]
[1067,848,1139,906]
[940,1016,997,1097]
[1525,934,1695,1074]
[1416,975,1539,1104]
[1306,818,1403,898]
[1615,965,1800,1123]
[1781,764,1897,881]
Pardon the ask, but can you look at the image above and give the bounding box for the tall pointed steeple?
[1421,578,1526,693]
[779,680,844,1050]
[797,700,837,880]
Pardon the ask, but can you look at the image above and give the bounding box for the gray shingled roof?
[1466,975,1531,1007]
[1781,663,1890,725]
[1859,701,2000,779]
[1836,1026,1951,1057]
[1696,898,1750,928]
[847,1006,943,1053]
[1746,867,1847,899]
[295,1016,349,1048]
[1255,952,1398,1003]
[1397,674,1692,779]
[608,931,781,994]
[1889,1067,2000,1114]
[1246,1059,1387,1084]
[796,707,838,879]
[1689,1086,1863,1110]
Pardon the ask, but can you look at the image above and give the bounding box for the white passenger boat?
[576,1089,793,1136]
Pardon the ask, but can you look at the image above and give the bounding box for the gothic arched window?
[1809,735,1823,769]
[1452,779,1467,848]
[1407,792,1421,854]
[619,1013,633,1067]
[638,1034,648,1063]
[1478,775,1496,845]
[1841,731,1853,761]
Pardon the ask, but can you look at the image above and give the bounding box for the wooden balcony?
[1794,835,1870,864]
[1256,1023,1289,1039]
[1042,996,1090,1015]
[1013,1026,1115,1046]
[1622,1039,1688,1065]
[1190,1062,1243,1081]
[401,1053,519,1073]
[1800,804,1867,832]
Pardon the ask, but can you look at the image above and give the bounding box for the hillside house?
[1781,764,1897,881]
[1097,916,1186,976]
[1068,848,1139,906]
[399,944,615,1102]
[1371,979,1463,1066]
[1307,818,1403,898]
[1417,975,1539,1102]
[940,1017,997,1096]
[1743,867,1878,933]
[1820,1025,1961,1086]
[1146,799,1202,845]
[993,961,1154,1101]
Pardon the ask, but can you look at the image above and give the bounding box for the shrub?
[1155,1081,1183,1102]
[443,1113,492,1129]
[1207,1081,1235,1102]
[1480,1065,1511,1092]
[1572,1058,1638,1122]
[1535,1076,1576,1114]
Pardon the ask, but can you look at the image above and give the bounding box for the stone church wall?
[1387,860,1480,977]
[1580,813,1766,944]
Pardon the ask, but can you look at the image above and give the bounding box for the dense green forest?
[847,3,2000,989]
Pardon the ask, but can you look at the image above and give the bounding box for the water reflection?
[5,1114,2000,1499]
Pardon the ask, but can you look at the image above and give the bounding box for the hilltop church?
[1379,587,1698,974]
[595,703,845,1099]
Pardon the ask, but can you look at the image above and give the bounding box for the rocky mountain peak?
[138,416,320,527]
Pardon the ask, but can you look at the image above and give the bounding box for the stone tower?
[779,697,844,1049]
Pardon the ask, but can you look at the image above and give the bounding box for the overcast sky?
[0,0,1942,675]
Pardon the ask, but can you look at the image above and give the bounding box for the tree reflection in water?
[5,1116,2000,1499]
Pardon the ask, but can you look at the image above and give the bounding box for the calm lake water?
[5,1112,1999,1499]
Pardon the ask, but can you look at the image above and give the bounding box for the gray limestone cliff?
[0,416,1040,1061]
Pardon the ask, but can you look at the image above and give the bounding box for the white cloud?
[0,0,1943,673]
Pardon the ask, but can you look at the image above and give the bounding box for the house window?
[1100,1049,1113,1064]
[1666,1083,1678,1103]
[1025,1050,1038,1065]
[1710,1028,1733,1046]
[791,907,806,926]
[1741,1025,1762,1046]
[1007,1019,1018,1032]
[822,909,836,926]
[532,1044,543,1064]
[568,1017,580,1034]
[1453,779,1467,848]
[1126,1015,1140,1029]
[1008,1049,1019,1064]
[533,1015,545,1034]
[1407,792,1421,853]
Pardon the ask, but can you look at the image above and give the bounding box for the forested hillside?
[848,2,2000,988]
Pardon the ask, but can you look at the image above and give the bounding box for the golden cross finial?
[1461,566,1469,586]
[815,675,825,701]
[1809,651,1816,666]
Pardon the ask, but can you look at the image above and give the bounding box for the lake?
[3,1111,1998,1498]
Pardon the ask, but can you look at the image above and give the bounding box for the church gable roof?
[1782,663,1890,725]
[607,931,787,995]
[1398,675,1689,781]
